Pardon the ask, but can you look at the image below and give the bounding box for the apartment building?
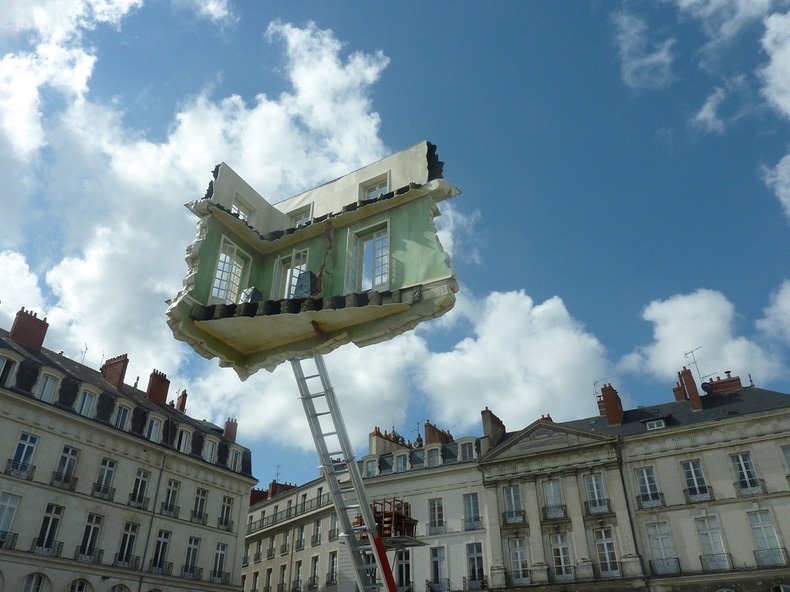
[0,307,257,592]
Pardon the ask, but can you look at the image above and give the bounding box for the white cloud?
[435,203,483,265]
[672,0,773,43]
[620,289,784,383]
[171,0,235,23]
[417,290,607,431]
[612,11,675,90]
[0,251,47,327]
[757,279,790,342]
[692,87,727,133]
[762,153,790,221]
[760,11,790,120]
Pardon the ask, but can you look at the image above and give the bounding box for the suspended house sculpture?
[167,141,460,378]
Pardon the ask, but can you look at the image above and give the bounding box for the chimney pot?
[100,354,129,390]
[176,390,188,412]
[146,369,170,405]
[599,383,624,426]
[223,417,238,443]
[10,307,49,351]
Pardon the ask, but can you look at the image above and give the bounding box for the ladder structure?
[291,354,397,592]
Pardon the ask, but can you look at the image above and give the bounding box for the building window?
[34,373,58,402]
[229,449,241,471]
[69,579,89,592]
[460,441,475,462]
[10,431,38,479]
[152,529,171,572]
[117,522,139,567]
[426,447,440,468]
[345,223,389,293]
[749,511,784,566]
[635,467,663,507]
[94,457,116,499]
[312,518,321,545]
[696,516,731,571]
[463,492,481,530]
[551,532,573,579]
[163,479,180,517]
[129,468,149,508]
[0,492,20,536]
[365,459,377,478]
[184,536,200,578]
[509,537,530,584]
[212,542,228,582]
[74,389,95,417]
[543,479,565,518]
[78,513,103,561]
[231,194,252,221]
[395,454,408,473]
[53,445,79,489]
[36,503,64,554]
[681,460,710,501]
[467,542,485,585]
[176,429,191,453]
[310,555,320,588]
[0,357,16,387]
[731,452,762,493]
[503,485,523,524]
[594,527,620,576]
[273,247,310,299]
[430,546,447,586]
[361,175,389,201]
[646,521,678,575]
[328,551,338,584]
[646,419,666,430]
[23,574,45,592]
[114,405,130,430]
[219,495,233,530]
[210,238,249,304]
[329,513,338,540]
[203,439,217,463]
[145,417,162,442]
[290,206,312,228]
[429,498,444,534]
[191,488,208,524]
[584,473,608,513]
[396,550,411,589]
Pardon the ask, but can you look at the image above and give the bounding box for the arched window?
[69,579,91,592]
[109,585,129,592]
[23,573,46,592]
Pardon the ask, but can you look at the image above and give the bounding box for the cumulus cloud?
[692,87,727,133]
[760,11,790,120]
[0,251,47,327]
[620,289,783,383]
[763,153,790,221]
[672,0,773,43]
[758,279,790,343]
[612,11,675,90]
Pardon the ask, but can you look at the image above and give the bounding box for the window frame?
[344,221,390,294]
[210,237,250,305]
[34,372,59,403]
[272,247,310,299]
[75,388,96,417]
[359,173,390,202]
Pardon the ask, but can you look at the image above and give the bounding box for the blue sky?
[2,0,790,487]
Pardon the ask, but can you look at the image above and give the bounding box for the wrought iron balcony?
[502,510,525,525]
[593,561,622,578]
[242,553,249,566]
[636,492,665,509]
[75,545,104,563]
[548,565,575,582]
[428,524,446,535]
[210,570,230,585]
[464,518,483,531]
[128,493,149,510]
[51,471,78,491]
[217,517,234,532]
[280,542,289,555]
[505,569,531,586]
[295,539,304,551]
[149,559,173,575]
[182,565,203,580]
[700,552,733,572]
[329,528,338,540]
[277,584,286,592]
[255,550,263,562]
[291,578,302,592]
[426,578,450,591]
[649,557,681,576]
[160,502,180,518]
[397,582,413,592]
[31,537,63,557]
[542,504,567,520]
[683,487,712,504]
[5,459,35,480]
[754,547,789,567]
[0,531,18,550]
[92,482,115,501]
[308,576,320,589]
[267,547,275,559]
[585,498,611,515]
[190,510,207,525]
[326,571,338,585]
[311,534,321,546]
[113,553,140,570]
[463,575,486,590]
[734,479,766,497]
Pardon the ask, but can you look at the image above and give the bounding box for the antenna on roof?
[593,377,606,397]
[80,343,88,364]
[684,347,704,384]
[275,464,281,481]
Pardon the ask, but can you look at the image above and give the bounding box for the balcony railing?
[428,524,446,535]
[160,502,180,518]
[463,576,486,590]
[149,559,173,575]
[593,561,622,578]
[51,471,78,491]
[734,479,766,497]
[242,553,249,566]
[426,579,449,592]
[113,553,140,570]
[75,545,104,563]
[464,518,483,531]
[505,570,531,586]
[210,571,231,585]
[295,539,304,551]
[650,557,681,576]
[585,498,611,515]
[247,493,333,534]
[190,510,208,525]
[502,510,525,525]
[291,578,302,592]
[255,550,263,562]
[182,565,203,580]
[280,543,289,555]
[5,459,35,480]
[397,583,414,592]
[329,528,338,541]
[277,584,286,592]
[700,553,733,572]
[326,571,338,585]
[683,487,713,504]
[92,482,115,501]
[218,517,234,532]
[636,492,665,509]
[548,565,575,582]
[31,537,63,557]
[754,547,789,567]
[128,493,150,510]
[311,534,322,546]
[308,576,319,589]
[0,531,18,550]
[267,548,275,559]
[542,504,567,520]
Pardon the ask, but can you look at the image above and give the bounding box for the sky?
[2,0,790,487]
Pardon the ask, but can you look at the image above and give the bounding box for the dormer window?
[0,357,16,387]
[145,417,162,442]
[114,405,131,430]
[229,449,241,472]
[289,206,312,229]
[75,390,95,417]
[176,428,191,454]
[395,454,408,473]
[646,419,666,431]
[459,441,475,462]
[365,459,377,478]
[203,439,217,463]
[426,447,441,468]
[360,174,389,201]
[34,373,58,403]
[231,193,252,222]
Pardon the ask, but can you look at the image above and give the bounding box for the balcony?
[0,531,18,550]
[182,565,203,580]
[426,579,449,591]
[734,479,766,497]
[295,539,304,551]
[311,534,322,546]
[242,553,249,567]
[428,524,446,535]
[128,493,150,511]
[267,548,275,559]
[464,518,483,531]
[700,553,733,572]
[51,471,78,491]
[308,576,319,589]
[280,543,289,555]
[255,550,263,562]
[329,528,338,541]
[505,570,531,586]
[683,487,713,504]
[75,545,104,563]
[548,566,575,583]
[291,579,302,592]
[160,502,180,518]
[636,492,664,510]
[92,482,115,501]
[277,584,286,592]
[113,553,140,570]
[190,510,208,525]
[31,537,63,557]
[463,576,486,590]
[326,571,338,585]
[149,559,173,575]
[217,517,234,532]
[593,561,622,578]
[5,459,35,480]
[210,570,231,585]
[754,547,789,567]
[649,557,681,576]
[542,505,567,520]
[585,498,611,515]
[502,510,525,525]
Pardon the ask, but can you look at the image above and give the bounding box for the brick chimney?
[176,389,188,412]
[702,371,743,395]
[146,369,170,405]
[10,307,49,351]
[424,420,453,445]
[100,354,129,390]
[678,367,702,411]
[223,417,238,443]
[598,383,623,426]
[673,381,687,402]
[480,407,506,454]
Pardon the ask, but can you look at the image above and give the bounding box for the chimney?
[176,389,188,413]
[679,366,702,411]
[10,307,49,351]
[100,354,129,390]
[223,417,238,443]
[480,407,506,454]
[250,488,268,506]
[673,381,687,402]
[702,371,744,395]
[424,420,453,445]
[146,369,170,405]
[598,383,623,426]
